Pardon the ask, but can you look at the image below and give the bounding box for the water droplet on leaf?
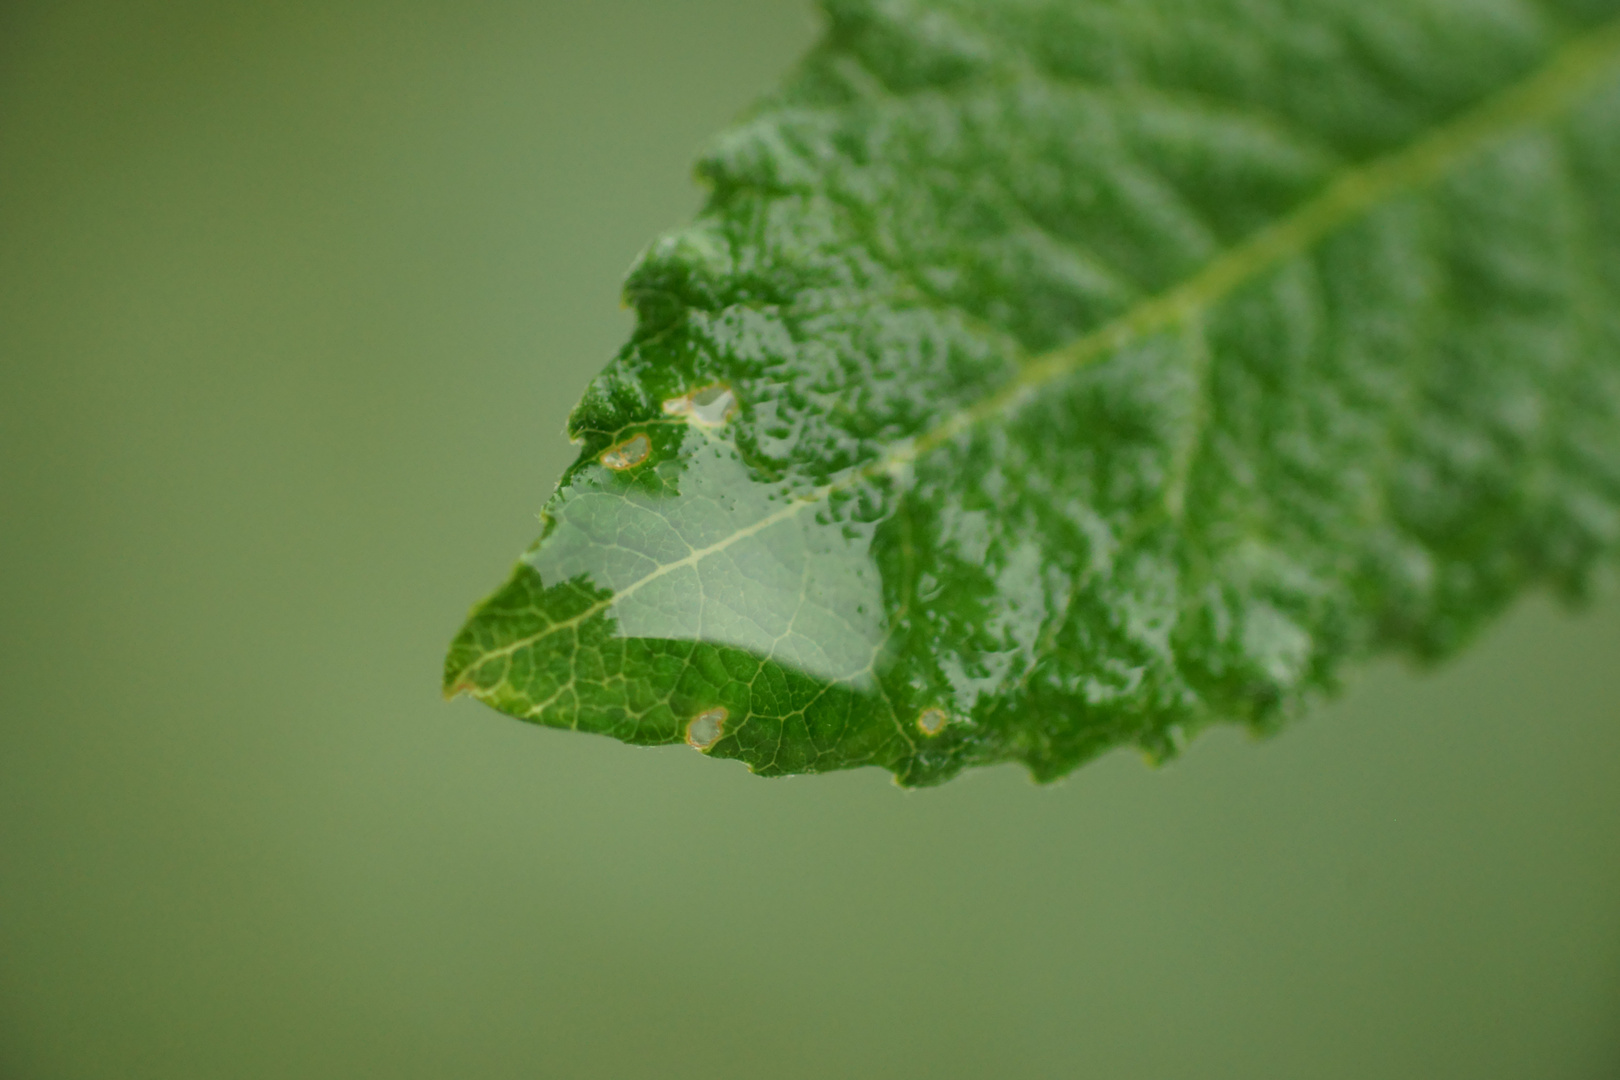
[662,384,738,427]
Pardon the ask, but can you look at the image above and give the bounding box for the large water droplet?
[529,442,887,687]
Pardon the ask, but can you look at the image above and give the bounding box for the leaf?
[446,0,1620,786]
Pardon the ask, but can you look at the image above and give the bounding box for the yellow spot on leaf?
[600,433,651,471]
[917,707,948,736]
[685,706,727,751]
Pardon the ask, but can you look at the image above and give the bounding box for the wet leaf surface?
[448,0,1620,785]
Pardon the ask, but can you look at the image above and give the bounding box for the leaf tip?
[440,639,484,702]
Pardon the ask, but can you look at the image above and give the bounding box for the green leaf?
[447,0,1620,786]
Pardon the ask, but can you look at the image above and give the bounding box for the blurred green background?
[2,3,1618,1077]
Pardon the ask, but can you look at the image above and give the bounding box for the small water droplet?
[685,706,727,750]
[916,707,948,736]
[600,433,651,471]
[662,383,738,427]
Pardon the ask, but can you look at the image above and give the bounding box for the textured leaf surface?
[447,0,1620,786]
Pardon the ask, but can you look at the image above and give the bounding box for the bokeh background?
[3,2,1619,1077]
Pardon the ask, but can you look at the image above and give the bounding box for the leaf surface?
[447,0,1620,785]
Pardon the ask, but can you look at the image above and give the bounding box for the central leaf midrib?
[882,16,1620,475]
